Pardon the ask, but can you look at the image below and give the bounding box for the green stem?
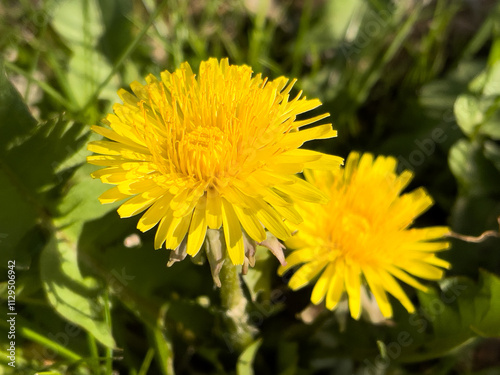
[103,289,113,374]
[219,253,255,352]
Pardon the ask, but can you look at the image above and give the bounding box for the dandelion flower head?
[279,152,451,319]
[88,58,342,284]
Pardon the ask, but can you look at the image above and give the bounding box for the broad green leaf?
[40,235,116,348]
[448,139,500,196]
[237,339,262,375]
[54,161,119,242]
[471,271,500,337]
[483,61,500,96]
[484,140,500,172]
[479,115,500,140]
[52,0,104,45]
[51,0,118,109]
[454,94,484,136]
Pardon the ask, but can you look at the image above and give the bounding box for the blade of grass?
[149,303,174,375]
[248,0,270,70]
[0,320,81,362]
[138,348,156,375]
[23,1,52,100]
[104,289,113,374]
[356,2,422,104]
[291,0,313,78]
[87,332,100,374]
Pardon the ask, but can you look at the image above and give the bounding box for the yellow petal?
[278,248,316,274]
[87,140,150,158]
[272,204,303,225]
[206,188,222,229]
[275,176,328,204]
[221,198,244,265]
[165,213,192,250]
[98,186,130,204]
[117,178,158,195]
[405,260,445,280]
[311,262,335,304]
[281,124,337,149]
[386,265,429,292]
[186,196,208,256]
[344,262,362,319]
[232,205,266,242]
[378,270,415,314]
[325,260,345,310]
[137,194,173,232]
[91,125,146,148]
[364,267,393,318]
[117,186,164,218]
[288,260,325,290]
[154,210,175,249]
[253,199,292,240]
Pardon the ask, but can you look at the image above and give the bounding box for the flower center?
[183,126,233,181]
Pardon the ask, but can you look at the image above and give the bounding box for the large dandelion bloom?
[88,58,342,283]
[279,152,451,319]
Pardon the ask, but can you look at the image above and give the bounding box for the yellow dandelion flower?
[278,152,451,319]
[88,58,342,283]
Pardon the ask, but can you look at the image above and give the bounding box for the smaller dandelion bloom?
[88,58,343,285]
[278,152,451,319]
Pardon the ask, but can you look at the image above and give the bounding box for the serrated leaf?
[41,235,116,348]
[0,66,86,264]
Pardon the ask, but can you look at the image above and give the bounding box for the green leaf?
[454,94,484,136]
[484,140,500,172]
[470,271,500,337]
[0,66,86,264]
[406,270,500,361]
[243,248,273,302]
[448,139,500,196]
[40,235,116,348]
[237,339,262,375]
[0,67,40,262]
[483,61,500,96]
[51,0,118,109]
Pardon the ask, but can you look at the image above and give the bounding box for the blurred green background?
[1,0,500,374]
